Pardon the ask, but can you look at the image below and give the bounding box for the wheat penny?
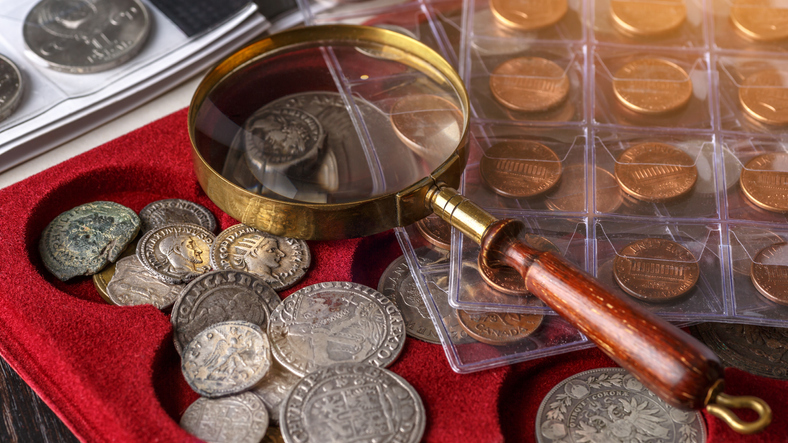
[613,238,699,302]
[738,69,788,126]
[613,58,692,115]
[415,214,452,250]
[489,57,570,112]
[477,234,560,296]
[390,94,462,165]
[740,152,788,213]
[490,0,568,31]
[610,0,686,37]
[615,142,698,202]
[457,310,543,346]
[480,140,562,198]
[751,242,788,306]
[730,0,788,42]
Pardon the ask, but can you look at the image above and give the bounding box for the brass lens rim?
[188,25,470,240]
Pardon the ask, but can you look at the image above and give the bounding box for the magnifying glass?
[188,25,769,433]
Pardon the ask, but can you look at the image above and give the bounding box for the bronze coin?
[489,0,568,31]
[613,238,700,302]
[614,142,698,202]
[92,238,138,305]
[489,57,570,112]
[390,94,463,165]
[477,234,561,296]
[738,69,788,126]
[730,228,785,276]
[750,242,788,306]
[612,58,693,115]
[610,0,686,37]
[545,165,623,213]
[730,0,788,42]
[457,310,544,346]
[740,152,788,213]
[415,214,452,250]
[691,322,788,380]
[480,140,562,198]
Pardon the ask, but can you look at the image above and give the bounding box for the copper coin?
[691,322,788,380]
[457,310,543,346]
[751,242,788,306]
[489,57,570,112]
[609,0,686,37]
[730,0,788,42]
[415,214,452,250]
[614,142,698,202]
[730,228,785,276]
[740,152,788,213]
[490,0,568,31]
[613,238,700,302]
[612,58,693,115]
[738,69,788,126]
[390,94,463,165]
[477,234,561,296]
[480,140,562,198]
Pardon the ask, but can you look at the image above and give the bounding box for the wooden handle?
[481,219,723,410]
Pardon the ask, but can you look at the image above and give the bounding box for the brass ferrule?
[427,185,497,245]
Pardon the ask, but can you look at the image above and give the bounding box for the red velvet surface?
[0,110,785,442]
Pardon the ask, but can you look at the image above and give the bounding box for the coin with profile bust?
[612,58,692,115]
[0,54,23,123]
[136,223,214,284]
[138,199,216,233]
[180,392,269,443]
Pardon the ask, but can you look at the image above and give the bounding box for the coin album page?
[295,0,788,372]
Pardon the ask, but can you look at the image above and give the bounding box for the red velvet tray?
[0,109,784,442]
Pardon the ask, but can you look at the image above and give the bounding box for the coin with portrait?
[136,223,214,284]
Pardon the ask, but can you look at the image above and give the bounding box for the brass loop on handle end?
[706,392,772,434]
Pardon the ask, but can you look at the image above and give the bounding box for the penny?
[106,255,184,309]
[609,0,686,37]
[136,223,215,284]
[612,58,693,115]
[730,0,788,42]
[39,201,140,281]
[490,0,568,31]
[750,242,788,306]
[489,57,570,112]
[211,224,311,291]
[280,363,425,443]
[457,310,543,346]
[739,152,788,213]
[471,9,535,56]
[477,234,560,296]
[535,367,706,443]
[480,140,562,198]
[615,142,698,202]
[171,269,278,355]
[378,255,441,344]
[545,165,622,213]
[414,213,452,250]
[730,228,785,275]
[268,281,405,376]
[93,237,137,304]
[0,54,23,123]
[691,322,788,380]
[461,262,547,310]
[250,360,301,426]
[738,69,788,126]
[138,199,216,233]
[180,392,269,443]
[23,0,150,74]
[390,94,463,165]
[613,238,700,302]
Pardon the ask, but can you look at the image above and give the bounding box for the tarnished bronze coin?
[390,94,463,165]
[477,234,560,296]
[93,238,138,304]
[730,0,788,42]
[415,214,452,250]
[751,242,788,306]
[609,0,686,37]
[691,322,788,380]
[545,165,623,213]
[480,140,562,198]
[615,142,698,202]
[457,310,543,346]
[490,0,568,31]
[613,238,700,302]
[738,70,788,126]
[739,152,788,213]
[612,58,693,115]
[489,57,570,112]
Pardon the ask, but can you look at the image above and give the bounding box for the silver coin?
[23,0,150,74]
[268,281,406,376]
[378,254,440,344]
[535,368,706,443]
[171,269,278,355]
[280,363,425,443]
[250,360,301,425]
[182,320,272,398]
[211,224,311,291]
[180,391,269,443]
[138,199,216,233]
[0,54,23,123]
[106,255,184,309]
[136,223,215,284]
[426,276,475,345]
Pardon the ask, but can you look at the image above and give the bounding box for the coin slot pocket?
[591,0,707,48]
[467,0,585,44]
[717,55,788,135]
[711,0,788,53]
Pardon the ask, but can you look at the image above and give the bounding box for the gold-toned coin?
[457,310,544,346]
[480,140,562,198]
[740,152,788,213]
[489,0,568,31]
[489,57,570,112]
[612,58,693,115]
[477,234,560,296]
[92,238,138,305]
[415,213,452,250]
[609,0,686,37]
[613,238,700,302]
[730,0,788,42]
[751,242,788,306]
[738,69,788,126]
[615,142,698,202]
[545,164,623,213]
[390,94,463,165]
[731,228,785,276]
